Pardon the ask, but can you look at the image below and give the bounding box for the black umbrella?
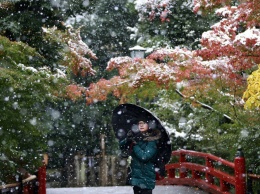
[112,103,172,166]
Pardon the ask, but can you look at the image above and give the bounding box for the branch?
[175,89,233,122]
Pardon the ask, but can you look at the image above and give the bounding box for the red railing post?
[168,168,175,178]
[179,151,187,178]
[234,149,246,194]
[206,157,214,184]
[38,165,46,194]
[192,170,200,179]
[220,180,230,192]
[38,154,48,194]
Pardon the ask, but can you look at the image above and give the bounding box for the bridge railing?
[0,156,47,194]
[156,149,246,194]
[247,169,260,194]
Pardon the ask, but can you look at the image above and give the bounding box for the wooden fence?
[247,169,260,194]
[0,165,46,194]
[47,154,128,187]
[69,154,128,187]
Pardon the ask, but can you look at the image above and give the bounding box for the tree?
[0,2,98,181]
[66,0,138,73]
[65,1,260,171]
[0,35,70,182]
[0,0,65,67]
[243,64,260,109]
[129,0,218,49]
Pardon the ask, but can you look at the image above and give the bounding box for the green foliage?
[0,0,66,66]
[0,36,69,183]
[0,36,44,67]
[148,89,259,173]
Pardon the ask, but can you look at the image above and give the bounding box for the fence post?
[18,175,23,194]
[206,157,214,184]
[247,168,253,194]
[179,151,187,178]
[38,154,48,194]
[234,148,246,194]
[38,165,46,194]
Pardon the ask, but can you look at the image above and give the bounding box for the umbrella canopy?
[112,103,172,165]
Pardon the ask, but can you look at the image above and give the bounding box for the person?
[119,119,161,194]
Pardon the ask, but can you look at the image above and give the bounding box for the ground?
[47,185,209,194]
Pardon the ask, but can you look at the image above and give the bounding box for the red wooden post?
[192,170,200,179]
[179,152,187,178]
[38,165,46,194]
[38,154,48,194]
[23,185,29,194]
[28,183,34,194]
[206,157,214,184]
[220,180,230,192]
[234,149,246,194]
[168,168,175,178]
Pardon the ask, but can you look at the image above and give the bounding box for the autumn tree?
[0,0,98,182]
[129,0,218,49]
[65,0,260,169]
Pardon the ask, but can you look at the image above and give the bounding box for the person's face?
[138,121,149,132]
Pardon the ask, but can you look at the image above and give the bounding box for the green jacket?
[120,130,161,189]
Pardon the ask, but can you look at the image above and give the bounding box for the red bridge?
[156,149,252,194]
[1,149,259,194]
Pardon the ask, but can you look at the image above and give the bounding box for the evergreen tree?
[0,0,65,67]
[0,36,69,182]
[0,0,100,182]
[67,0,138,74]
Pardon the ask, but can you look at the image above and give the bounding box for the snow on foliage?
[134,0,173,22]
[147,47,195,62]
[234,27,260,49]
[106,56,134,76]
[197,2,260,86]
[67,26,97,76]
[44,26,100,101]
[42,26,97,77]
[193,0,233,14]
[63,1,259,110]
[107,56,178,87]
[17,63,66,79]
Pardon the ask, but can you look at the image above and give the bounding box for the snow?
[47,186,208,194]
[215,6,236,17]
[234,27,260,47]
[17,63,67,79]
[201,57,230,70]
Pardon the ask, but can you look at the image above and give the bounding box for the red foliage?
[68,1,260,106]
[197,2,260,80]
[66,85,85,101]
[193,0,233,14]
[85,77,127,105]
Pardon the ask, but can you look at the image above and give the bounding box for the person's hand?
[132,131,143,142]
[126,130,133,141]
[126,131,137,145]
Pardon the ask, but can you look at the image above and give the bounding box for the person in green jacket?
[120,119,161,194]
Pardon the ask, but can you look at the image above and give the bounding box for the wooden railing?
[247,169,260,194]
[0,164,47,194]
[0,175,37,193]
[156,149,247,194]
